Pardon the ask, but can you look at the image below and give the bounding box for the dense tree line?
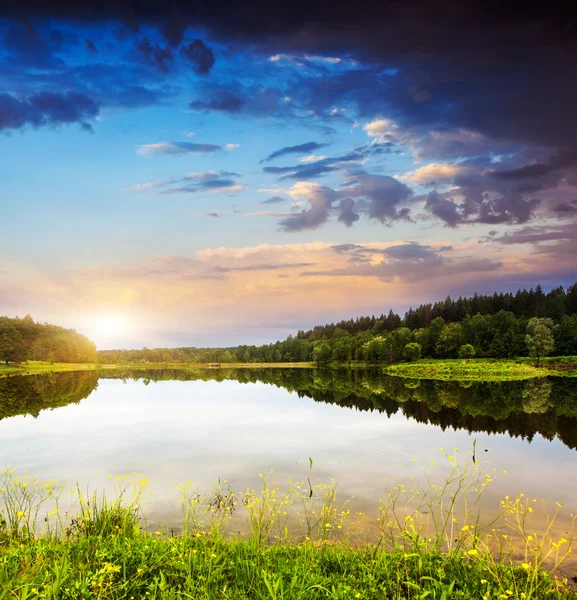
[0,315,97,364]
[97,283,577,365]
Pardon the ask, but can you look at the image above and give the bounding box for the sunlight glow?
[94,315,128,337]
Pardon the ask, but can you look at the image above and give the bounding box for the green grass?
[0,361,316,379]
[383,358,577,381]
[2,455,576,599]
[0,362,107,377]
[4,534,575,600]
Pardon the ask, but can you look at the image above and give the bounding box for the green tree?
[458,344,476,359]
[313,342,332,365]
[403,342,422,362]
[0,322,23,365]
[525,318,555,364]
[435,323,463,358]
[427,317,446,357]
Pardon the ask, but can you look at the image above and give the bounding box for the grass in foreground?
[1,452,576,599]
[3,534,574,600]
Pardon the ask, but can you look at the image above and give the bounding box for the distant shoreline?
[2,357,576,380]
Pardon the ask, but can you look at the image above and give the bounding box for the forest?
[0,315,97,364]
[97,283,577,365]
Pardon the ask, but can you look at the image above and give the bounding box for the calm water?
[1,369,576,531]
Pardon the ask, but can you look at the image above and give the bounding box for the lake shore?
[383,357,577,380]
[2,357,577,380]
[1,462,576,600]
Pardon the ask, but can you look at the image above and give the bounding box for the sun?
[94,315,127,336]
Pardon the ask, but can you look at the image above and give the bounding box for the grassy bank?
[2,357,577,380]
[0,361,316,378]
[1,455,576,598]
[4,533,574,600]
[384,358,577,381]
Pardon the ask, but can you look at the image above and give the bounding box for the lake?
[1,368,576,537]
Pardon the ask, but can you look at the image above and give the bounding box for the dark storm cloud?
[3,0,577,207]
[262,142,328,162]
[135,37,173,72]
[4,1,574,58]
[179,39,215,74]
[0,91,99,132]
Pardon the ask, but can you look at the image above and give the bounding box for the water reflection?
[0,368,576,535]
[0,371,99,420]
[4,368,572,450]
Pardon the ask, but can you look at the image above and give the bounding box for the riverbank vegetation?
[1,452,576,599]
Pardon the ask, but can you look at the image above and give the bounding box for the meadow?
[383,358,577,381]
[1,453,576,599]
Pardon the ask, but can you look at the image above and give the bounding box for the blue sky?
[2,6,577,348]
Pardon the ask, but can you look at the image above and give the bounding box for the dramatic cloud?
[135,37,173,72]
[262,141,328,162]
[137,142,222,156]
[279,182,337,231]
[0,91,99,132]
[273,171,413,231]
[337,198,359,227]
[261,146,380,180]
[305,242,503,284]
[179,39,215,74]
[424,191,462,228]
[342,173,413,223]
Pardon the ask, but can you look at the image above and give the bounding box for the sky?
[1,1,577,349]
